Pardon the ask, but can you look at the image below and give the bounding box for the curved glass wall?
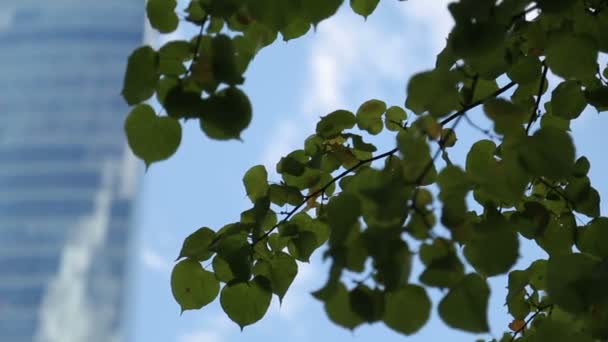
[0,1,143,341]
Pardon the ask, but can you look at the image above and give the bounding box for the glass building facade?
[0,1,143,341]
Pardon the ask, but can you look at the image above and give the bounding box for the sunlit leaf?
[177,227,215,261]
[171,259,219,313]
[124,104,181,167]
[356,99,386,135]
[243,165,269,202]
[220,277,273,329]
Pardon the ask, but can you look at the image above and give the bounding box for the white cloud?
[396,0,453,53]
[141,247,172,273]
[260,5,417,165]
[179,312,233,342]
[261,120,299,172]
[274,261,319,320]
[179,331,224,342]
[36,162,121,342]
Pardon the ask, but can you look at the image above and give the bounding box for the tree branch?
[187,17,208,75]
[256,147,399,243]
[439,81,517,127]
[525,61,548,134]
[509,304,553,342]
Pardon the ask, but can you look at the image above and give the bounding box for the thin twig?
[509,304,553,341]
[255,148,399,244]
[187,18,208,75]
[525,62,548,134]
[463,114,501,140]
[440,81,517,127]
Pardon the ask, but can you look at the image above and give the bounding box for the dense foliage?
[122,0,608,340]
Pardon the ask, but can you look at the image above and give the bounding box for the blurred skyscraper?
[0,1,143,341]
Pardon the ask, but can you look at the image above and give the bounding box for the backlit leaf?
[243,165,269,202]
[438,274,490,333]
[171,259,220,312]
[220,277,273,329]
[177,227,215,261]
[383,285,431,335]
[124,104,181,167]
[122,46,159,105]
[147,0,179,34]
[350,0,380,18]
[356,99,386,135]
[316,110,356,138]
[324,282,364,330]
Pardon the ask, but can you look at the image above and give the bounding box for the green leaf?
[268,184,303,206]
[212,255,235,283]
[483,98,527,135]
[510,202,550,239]
[383,285,431,335]
[316,110,356,138]
[158,40,192,76]
[211,34,245,85]
[552,81,587,119]
[212,232,252,281]
[122,46,159,105]
[326,192,361,245]
[463,212,519,276]
[438,274,490,333]
[507,55,542,84]
[573,156,590,177]
[171,259,220,313]
[303,0,343,26]
[324,282,365,330]
[577,218,608,258]
[545,31,598,81]
[506,270,531,320]
[585,85,608,112]
[385,106,407,131]
[185,0,206,23]
[349,285,385,322]
[281,19,311,41]
[406,69,461,117]
[124,104,181,167]
[518,128,576,180]
[220,277,273,329]
[350,0,380,18]
[287,230,318,262]
[163,84,204,118]
[147,0,179,34]
[356,99,386,135]
[536,216,575,256]
[397,128,436,185]
[200,86,252,140]
[437,165,471,227]
[537,0,577,13]
[277,156,306,176]
[253,252,298,302]
[177,227,215,261]
[243,165,269,202]
[546,253,598,313]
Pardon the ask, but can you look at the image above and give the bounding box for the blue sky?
[127,2,608,342]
